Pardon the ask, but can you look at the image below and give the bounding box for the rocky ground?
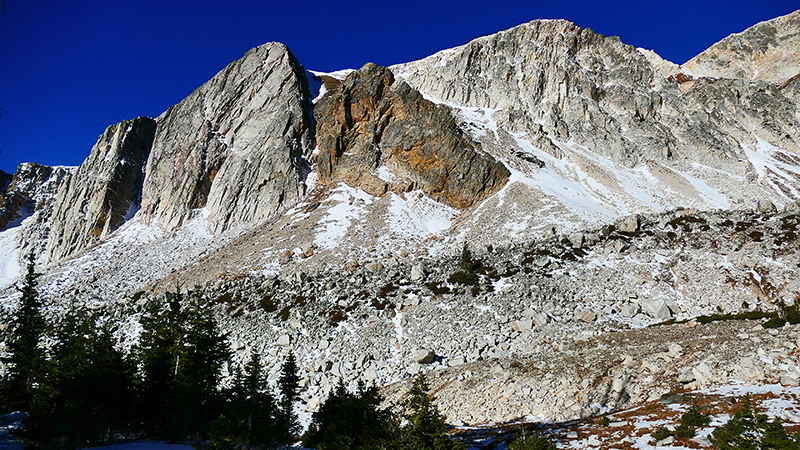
[6,204,791,429]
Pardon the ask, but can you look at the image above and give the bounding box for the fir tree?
[136,288,229,442]
[507,427,557,450]
[301,379,398,450]
[277,352,301,441]
[203,353,281,450]
[1,251,45,412]
[401,374,465,450]
[17,313,136,450]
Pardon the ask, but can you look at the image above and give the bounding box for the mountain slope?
[0,11,799,429]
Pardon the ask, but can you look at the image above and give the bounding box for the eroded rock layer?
[314,63,509,209]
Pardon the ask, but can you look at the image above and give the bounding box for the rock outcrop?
[0,163,74,232]
[683,10,800,84]
[43,117,156,264]
[140,42,314,234]
[0,163,74,263]
[314,63,509,209]
[392,19,800,171]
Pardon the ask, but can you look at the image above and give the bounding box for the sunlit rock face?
[314,63,509,209]
[140,42,314,235]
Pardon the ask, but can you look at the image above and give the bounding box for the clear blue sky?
[1,0,798,174]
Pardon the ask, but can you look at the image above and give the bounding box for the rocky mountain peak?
[139,41,314,234]
[683,9,800,84]
[314,62,509,209]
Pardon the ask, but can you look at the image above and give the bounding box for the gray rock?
[512,319,533,332]
[781,373,800,387]
[410,263,427,281]
[365,262,383,272]
[576,309,596,323]
[641,298,672,319]
[620,302,640,318]
[140,42,313,234]
[618,215,640,233]
[43,118,156,264]
[757,200,777,213]
[277,334,291,346]
[412,349,436,364]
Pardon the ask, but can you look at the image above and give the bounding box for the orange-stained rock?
[314,63,508,209]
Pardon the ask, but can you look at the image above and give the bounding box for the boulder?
[619,302,640,318]
[512,319,533,332]
[576,309,596,323]
[757,199,777,213]
[641,298,672,319]
[618,215,640,233]
[410,263,427,282]
[412,349,436,364]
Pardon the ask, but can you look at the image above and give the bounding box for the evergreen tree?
[203,353,281,450]
[1,251,45,412]
[507,427,557,450]
[401,374,465,450]
[17,313,136,450]
[136,288,229,442]
[301,379,399,450]
[711,396,800,450]
[277,352,301,441]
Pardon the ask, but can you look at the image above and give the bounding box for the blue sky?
[0,0,798,174]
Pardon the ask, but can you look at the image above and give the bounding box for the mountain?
[1,10,799,429]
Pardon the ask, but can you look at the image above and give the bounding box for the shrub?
[652,426,672,441]
[508,428,557,450]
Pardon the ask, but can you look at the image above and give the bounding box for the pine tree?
[1,251,45,412]
[302,379,399,450]
[401,374,465,450]
[18,313,136,450]
[277,352,301,442]
[203,353,281,450]
[136,288,229,442]
[508,427,557,450]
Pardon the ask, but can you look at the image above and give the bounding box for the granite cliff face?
[314,63,509,208]
[683,10,800,84]
[0,163,74,259]
[392,18,800,173]
[140,42,313,235]
[43,117,156,264]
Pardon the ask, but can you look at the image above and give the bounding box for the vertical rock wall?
[43,117,156,264]
[140,42,314,234]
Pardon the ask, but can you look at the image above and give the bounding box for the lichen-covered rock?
[43,117,156,264]
[140,42,313,234]
[314,63,508,209]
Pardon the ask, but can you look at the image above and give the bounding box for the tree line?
[0,254,478,450]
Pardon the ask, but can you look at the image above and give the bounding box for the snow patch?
[313,184,375,250]
[386,191,458,237]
